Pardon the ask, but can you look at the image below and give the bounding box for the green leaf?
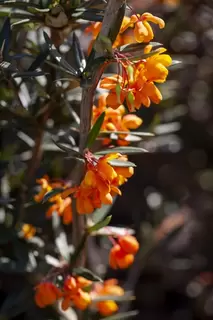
[0,17,11,61]
[100,310,139,320]
[73,32,86,73]
[43,31,78,77]
[94,34,113,54]
[120,42,162,53]
[108,159,136,167]
[92,291,134,302]
[28,45,49,71]
[96,146,147,155]
[108,1,126,45]
[73,267,103,282]
[42,188,64,203]
[88,215,112,233]
[52,139,83,158]
[92,198,116,224]
[86,112,105,148]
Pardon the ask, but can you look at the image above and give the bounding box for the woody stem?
[71,0,126,267]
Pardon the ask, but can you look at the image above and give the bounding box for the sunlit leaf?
[107,159,136,167]
[87,112,105,148]
[96,146,147,155]
[87,215,112,233]
[43,31,79,77]
[73,267,103,282]
[93,291,134,302]
[92,198,116,224]
[73,32,86,73]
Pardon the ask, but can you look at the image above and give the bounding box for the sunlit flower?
[35,282,62,308]
[75,152,134,214]
[92,94,142,145]
[109,235,139,269]
[92,279,124,316]
[130,13,165,43]
[61,276,92,311]
[100,48,172,112]
[34,176,73,224]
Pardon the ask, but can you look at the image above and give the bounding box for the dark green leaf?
[108,1,126,45]
[28,45,49,71]
[120,42,162,53]
[87,112,105,147]
[100,310,139,320]
[43,31,79,77]
[94,34,112,54]
[88,215,112,233]
[52,139,83,158]
[96,146,147,155]
[73,32,86,73]
[0,17,11,61]
[42,188,64,203]
[13,71,45,78]
[107,159,136,167]
[73,267,103,282]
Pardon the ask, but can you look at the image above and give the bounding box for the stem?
[71,0,126,267]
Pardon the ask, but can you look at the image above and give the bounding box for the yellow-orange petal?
[97,301,118,316]
[118,235,139,255]
[122,114,142,129]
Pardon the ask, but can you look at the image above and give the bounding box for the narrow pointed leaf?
[108,0,126,45]
[28,46,49,71]
[0,17,11,61]
[93,292,134,302]
[86,112,105,148]
[96,146,148,155]
[42,188,64,203]
[88,215,112,233]
[43,32,78,77]
[73,32,86,72]
[73,267,102,282]
[107,159,136,167]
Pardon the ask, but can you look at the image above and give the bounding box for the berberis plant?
[0,0,174,318]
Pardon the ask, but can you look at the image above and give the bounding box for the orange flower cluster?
[61,276,92,310]
[85,13,165,52]
[34,177,73,224]
[35,276,91,310]
[92,279,124,316]
[109,235,139,269]
[100,47,172,112]
[92,94,142,146]
[75,152,134,214]
[35,276,126,315]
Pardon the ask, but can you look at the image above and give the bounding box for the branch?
[71,0,126,267]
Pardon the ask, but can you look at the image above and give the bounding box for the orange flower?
[109,235,139,269]
[118,235,139,255]
[21,224,36,239]
[109,244,134,269]
[92,94,142,145]
[35,282,62,308]
[92,279,124,316]
[34,176,73,224]
[75,152,134,214]
[130,13,165,43]
[61,276,92,311]
[100,49,172,112]
[85,16,135,53]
